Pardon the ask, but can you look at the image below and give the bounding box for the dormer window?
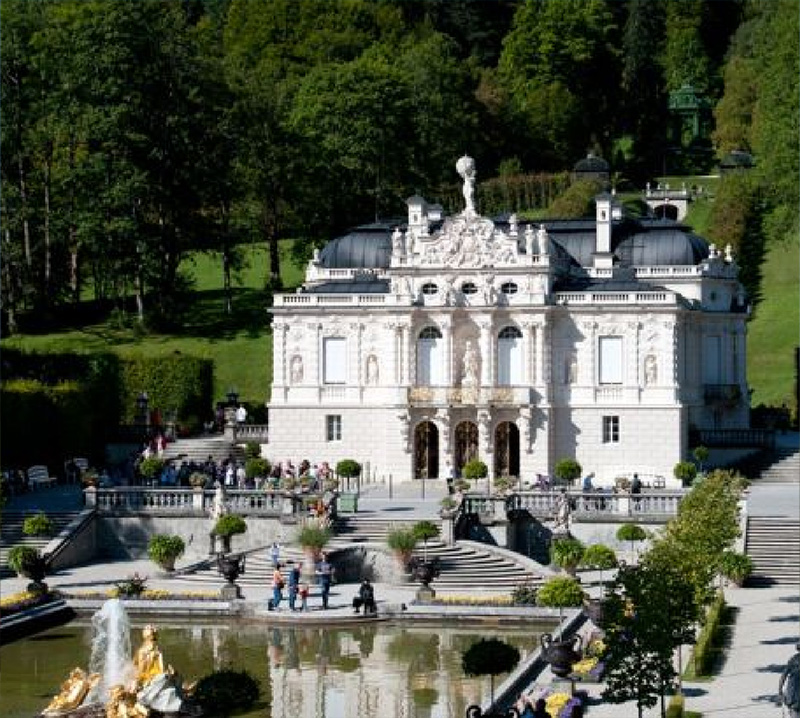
[421,283,438,296]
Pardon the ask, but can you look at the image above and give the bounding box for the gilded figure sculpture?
[43,668,100,716]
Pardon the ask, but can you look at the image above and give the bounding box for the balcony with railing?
[407,386,535,406]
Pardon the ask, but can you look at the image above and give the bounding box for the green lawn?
[3,240,306,405]
[747,233,800,408]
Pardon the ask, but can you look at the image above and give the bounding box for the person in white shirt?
[235,404,247,425]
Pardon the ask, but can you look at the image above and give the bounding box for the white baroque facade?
[268,157,749,487]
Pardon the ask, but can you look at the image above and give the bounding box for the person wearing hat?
[779,643,800,718]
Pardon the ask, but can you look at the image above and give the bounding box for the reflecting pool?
[1,618,553,718]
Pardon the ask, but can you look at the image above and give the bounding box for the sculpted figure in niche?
[456,155,477,216]
[525,224,535,256]
[366,354,379,385]
[290,355,303,384]
[483,275,496,305]
[644,354,657,385]
[391,227,405,256]
[565,355,577,384]
[462,340,479,388]
[537,224,549,255]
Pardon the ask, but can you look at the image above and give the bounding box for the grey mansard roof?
[317,216,709,271]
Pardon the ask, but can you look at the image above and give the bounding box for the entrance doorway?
[454,421,479,476]
[414,421,439,479]
[494,422,520,478]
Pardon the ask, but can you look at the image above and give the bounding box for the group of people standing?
[267,546,333,613]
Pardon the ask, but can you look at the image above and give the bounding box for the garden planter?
[540,633,583,678]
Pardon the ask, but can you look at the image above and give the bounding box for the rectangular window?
[323,337,347,384]
[326,415,342,442]
[602,416,619,443]
[599,336,623,384]
[703,335,721,383]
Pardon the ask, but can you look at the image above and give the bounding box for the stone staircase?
[0,510,82,577]
[754,448,800,484]
[178,514,543,593]
[161,434,245,465]
[745,516,800,586]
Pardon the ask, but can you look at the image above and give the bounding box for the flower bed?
[527,687,587,718]
[0,590,62,618]
[64,589,221,601]
[426,594,514,607]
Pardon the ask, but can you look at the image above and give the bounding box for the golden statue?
[106,685,150,718]
[43,667,100,715]
[133,625,184,713]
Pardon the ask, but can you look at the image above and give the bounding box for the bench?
[28,465,57,490]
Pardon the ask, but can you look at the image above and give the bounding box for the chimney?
[593,193,615,270]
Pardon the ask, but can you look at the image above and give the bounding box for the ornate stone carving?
[366,354,379,385]
[290,355,303,385]
[644,354,657,386]
[461,340,479,388]
[456,154,477,217]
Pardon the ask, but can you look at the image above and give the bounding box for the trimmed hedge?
[0,350,213,467]
[691,590,726,677]
[118,355,213,424]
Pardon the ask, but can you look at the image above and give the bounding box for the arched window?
[417,326,443,385]
[498,325,523,385]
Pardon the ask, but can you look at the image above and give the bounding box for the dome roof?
[615,222,709,266]
[318,223,394,269]
[573,153,609,173]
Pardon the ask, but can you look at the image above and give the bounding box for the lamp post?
[136,392,149,426]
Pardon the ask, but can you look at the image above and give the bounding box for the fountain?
[41,599,197,718]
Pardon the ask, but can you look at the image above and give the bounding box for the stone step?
[745,516,800,585]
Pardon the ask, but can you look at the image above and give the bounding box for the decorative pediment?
[414,214,521,269]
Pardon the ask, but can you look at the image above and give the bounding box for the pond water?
[1,618,553,718]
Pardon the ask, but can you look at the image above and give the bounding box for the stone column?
[478,409,492,459]
[399,324,410,385]
[478,320,493,387]
[522,321,536,386]
[436,408,452,475]
[441,318,453,387]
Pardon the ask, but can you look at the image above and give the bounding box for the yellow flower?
[0,591,35,607]
[588,638,606,657]
[546,691,571,715]
[572,657,599,674]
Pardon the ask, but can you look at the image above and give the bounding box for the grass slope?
[3,241,304,405]
[747,233,800,408]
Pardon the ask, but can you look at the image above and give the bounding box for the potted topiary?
[462,638,521,707]
[8,546,48,592]
[387,527,418,577]
[616,523,647,563]
[336,459,361,491]
[296,521,331,577]
[22,512,54,537]
[718,550,753,587]
[412,520,440,565]
[212,514,247,554]
[245,457,270,483]
[462,459,488,486]
[674,460,698,487]
[555,458,582,488]
[139,457,165,485]
[147,534,185,572]
[189,472,208,489]
[579,543,618,590]
[550,537,585,576]
[439,495,458,518]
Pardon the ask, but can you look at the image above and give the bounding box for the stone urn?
[540,632,583,678]
[217,552,245,599]
[20,554,49,593]
[411,557,440,588]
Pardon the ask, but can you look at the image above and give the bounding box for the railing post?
[84,486,97,509]
[192,488,205,514]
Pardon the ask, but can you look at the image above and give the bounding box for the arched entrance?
[454,421,479,476]
[494,422,520,478]
[414,421,439,479]
[654,203,678,220]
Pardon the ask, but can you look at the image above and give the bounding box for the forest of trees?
[1,0,797,333]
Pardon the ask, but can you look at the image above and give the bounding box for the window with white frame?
[326,415,342,442]
[598,336,623,384]
[497,325,523,385]
[323,337,347,384]
[417,326,444,385]
[602,415,619,443]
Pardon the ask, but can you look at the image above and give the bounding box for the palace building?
[267,157,749,487]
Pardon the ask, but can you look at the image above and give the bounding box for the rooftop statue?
[455,155,477,217]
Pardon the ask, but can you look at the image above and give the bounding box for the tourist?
[779,643,800,718]
[286,562,301,611]
[270,564,284,611]
[224,462,235,487]
[631,473,643,495]
[316,553,333,609]
[445,461,455,495]
[299,582,310,611]
[531,698,551,718]
[270,541,281,567]
[582,474,593,492]
[352,579,376,615]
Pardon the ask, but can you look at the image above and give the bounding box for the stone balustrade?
[86,487,300,517]
[462,490,685,523]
